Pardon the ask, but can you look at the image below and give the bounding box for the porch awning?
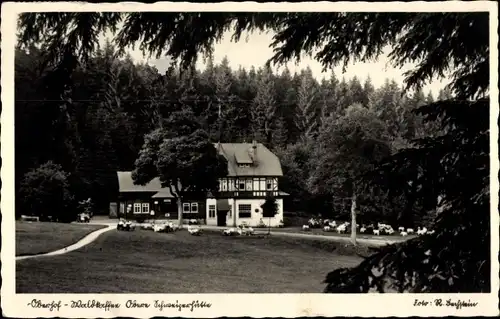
[151,188,175,198]
[216,199,230,211]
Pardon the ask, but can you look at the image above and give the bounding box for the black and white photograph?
[1,1,498,317]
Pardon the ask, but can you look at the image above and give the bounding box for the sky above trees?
[99,29,449,95]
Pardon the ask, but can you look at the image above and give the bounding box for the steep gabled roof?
[117,172,175,198]
[216,143,283,177]
[117,171,160,192]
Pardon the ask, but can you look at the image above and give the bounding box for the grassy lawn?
[16,221,107,256]
[16,229,369,293]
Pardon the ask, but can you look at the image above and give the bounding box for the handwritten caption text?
[27,298,212,312]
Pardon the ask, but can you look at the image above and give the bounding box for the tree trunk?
[351,194,357,246]
[268,217,271,235]
[177,197,183,227]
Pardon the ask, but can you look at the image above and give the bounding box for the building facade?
[114,141,287,227]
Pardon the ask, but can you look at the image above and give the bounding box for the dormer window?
[235,152,253,168]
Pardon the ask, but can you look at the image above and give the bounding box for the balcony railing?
[217,190,280,198]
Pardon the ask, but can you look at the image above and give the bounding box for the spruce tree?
[296,67,320,140]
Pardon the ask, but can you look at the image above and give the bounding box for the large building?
[114,141,288,227]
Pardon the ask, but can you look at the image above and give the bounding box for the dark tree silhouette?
[261,195,279,235]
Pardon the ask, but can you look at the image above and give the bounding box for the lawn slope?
[16,221,107,256]
[16,229,366,293]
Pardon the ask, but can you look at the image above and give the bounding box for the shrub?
[261,196,279,233]
[283,215,309,227]
[18,161,75,222]
[78,198,94,216]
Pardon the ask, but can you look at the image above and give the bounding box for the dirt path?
[16,224,115,261]
[254,230,402,246]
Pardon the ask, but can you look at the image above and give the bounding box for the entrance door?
[217,210,227,226]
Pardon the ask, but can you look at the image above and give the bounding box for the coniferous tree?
[318,77,338,128]
[273,67,296,145]
[368,79,401,140]
[252,65,277,144]
[336,77,352,114]
[349,76,365,106]
[362,76,376,107]
[295,67,320,140]
[213,56,235,142]
[272,115,289,150]
[233,66,254,142]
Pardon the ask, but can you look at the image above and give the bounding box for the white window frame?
[245,179,253,191]
[239,181,245,190]
[183,203,191,213]
[208,205,216,218]
[260,178,266,191]
[253,179,259,191]
[191,202,198,213]
[142,203,150,213]
[222,179,228,191]
[238,204,252,218]
[134,203,141,214]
